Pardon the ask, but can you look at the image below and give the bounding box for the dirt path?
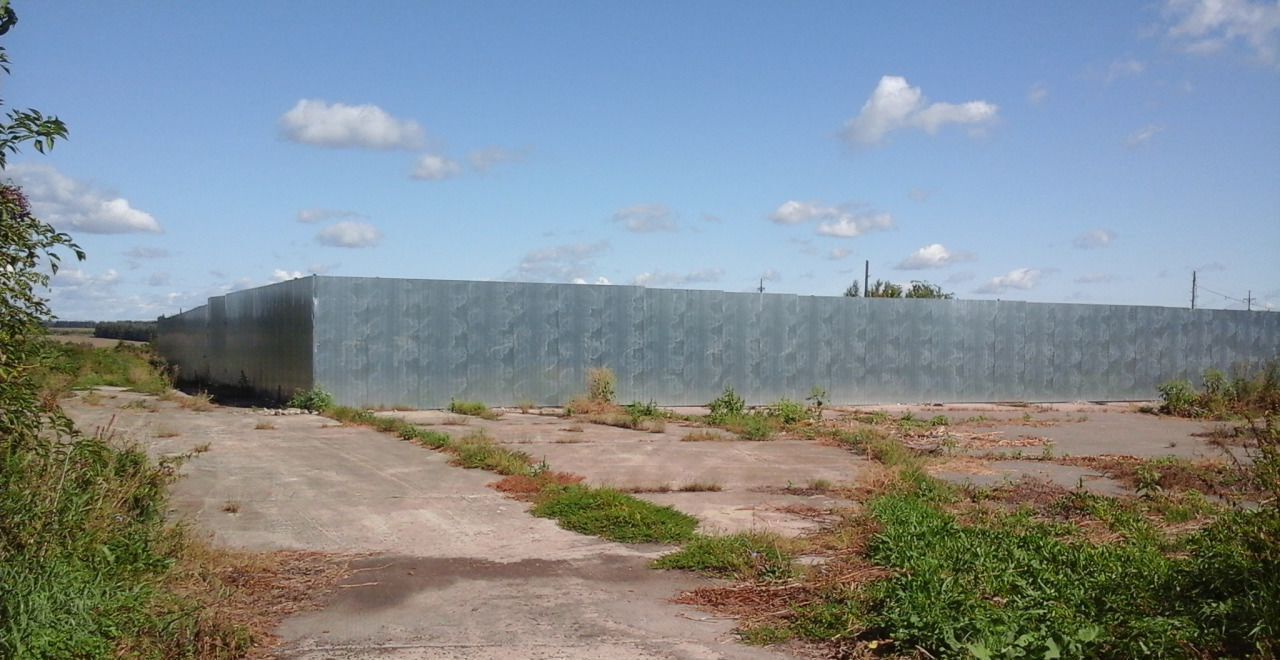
[64,390,782,659]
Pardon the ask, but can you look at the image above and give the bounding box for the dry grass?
[154,425,181,438]
[254,420,276,430]
[178,391,216,412]
[678,481,723,492]
[81,390,105,406]
[221,501,240,514]
[490,472,585,500]
[681,429,733,442]
[440,415,471,426]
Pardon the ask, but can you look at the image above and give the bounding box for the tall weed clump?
[1158,362,1280,418]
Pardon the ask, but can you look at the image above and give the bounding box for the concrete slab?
[635,491,848,537]
[63,391,786,659]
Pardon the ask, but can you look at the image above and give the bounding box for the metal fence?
[155,275,1280,408]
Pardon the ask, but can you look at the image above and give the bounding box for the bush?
[287,387,334,412]
[707,385,746,423]
[768,398,810,425]
[1158,379,1198,416]
[1157,362,1280,419]
[587,367,616,403]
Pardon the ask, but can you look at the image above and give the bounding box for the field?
[53,367,1278,657]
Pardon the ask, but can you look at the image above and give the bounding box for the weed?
[533,485,698,543]
[37,341,172,396]
[191,442,211,454]
[587,367,617,403]
[450,431,533,476]
[287,388,334,413]
[707,385,746,423]
[1158,362,1280,419]
[516,399,535,413]
[221,501,240,514]
[809,479,833,491]
[81,390,104,406]
[155,425,181,438]
[678,481,723,492]
[178,391,215,412]
[654,533,794,581]
[448,399,500,420]
[928,414,949,427]
[682,430,729,442]
[806,386,828,415]
[768,398,811,425]
[254,420,276,430]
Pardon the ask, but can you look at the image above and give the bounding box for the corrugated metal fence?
[155,276,1280,408]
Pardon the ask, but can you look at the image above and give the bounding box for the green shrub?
[287,387,334,412]
[448,399,499,420]
[624,399,663,420]
[587,367,616,403]
[1158,379,1198,416]
[38,341,171,396]
[654,533,794,581]
[707,385,746,423]
[768,398,810,425]
[533,485,698,543]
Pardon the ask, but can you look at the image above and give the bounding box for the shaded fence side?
[155,278,315,399]
[309,277,1280,408]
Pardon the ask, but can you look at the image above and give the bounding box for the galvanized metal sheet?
[156,276,1280,408]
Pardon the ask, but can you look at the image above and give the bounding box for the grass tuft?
[448,399,500,420]
[533,485,698,543]
[654,533,794,581]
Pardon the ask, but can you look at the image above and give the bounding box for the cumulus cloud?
[612,204,677,233]
[632,268,724,287]
[315,221,383,248]
[52,268,120,288]
[1105,57,1147,82]
[279,99,425,150]
[411,154,463,181]
[468,147,525,172]
[895,243,976,270]
[1073,229,1117,249]
[125,246,170,259]
[512,241,610,282]
[769,200,895,238]
[843,76,998,146]
[1125,124,1166,148]
[297,208,364,223]
[571,276,613,285]
[975,268,1042,294]
[7,164,161,234]
[1163,0,1280,65]
[828,247,853,261]
[271,269,306,282]
[1027,82,1050,105]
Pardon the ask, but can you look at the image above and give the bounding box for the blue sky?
[6,1,1279,319]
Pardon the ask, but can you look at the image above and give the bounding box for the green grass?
[654,533,794,581]
[447,399,500,420]
[450,431,534,476]
[532,485,698,543]
[38,341,171,395]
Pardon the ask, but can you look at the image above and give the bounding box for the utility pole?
[1247,290,1253,311]
[863,260,870,297]
[1191,270,1197,310]
[757,278,765,294]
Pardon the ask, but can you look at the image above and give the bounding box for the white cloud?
[975,268,1042,294]
[125,246,170,259]
[571,276,612,285]
[1125,124,1166,148]
[828,247,853,260]
[1075,272,1119,284]
[612,204,677,233]
[315,221,383,248]
[816,212,895,238]
[1105,57,1146,83]
[512,241,610,282]
[271,269,306,282]
[297,208,364,223]
[1073,229,1117,249]
[1163,0,1280,65]
[632,268,724,287]
[843,75,999,146]
[7,164,161,234]
[468,147,525,172]
[146,272,170,287]
[411,154,463,181]
[761,269,782,282]
[1027,82,1050,105]
[279,99,425,150]
[770,200,895,238]
[895,243,976,270]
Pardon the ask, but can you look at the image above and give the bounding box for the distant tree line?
[93,321,156,342]
[843,279,954,299]
[45,320,95,328]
